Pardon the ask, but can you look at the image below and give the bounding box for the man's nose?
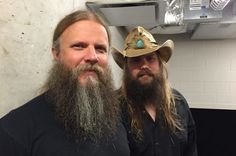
[140,58,149,69]
[84,47,98,65]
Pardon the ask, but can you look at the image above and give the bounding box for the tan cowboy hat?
[111,26,174,69]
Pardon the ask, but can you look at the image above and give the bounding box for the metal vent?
[86,1,159,26]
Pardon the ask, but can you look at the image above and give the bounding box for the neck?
[145,103,156,121]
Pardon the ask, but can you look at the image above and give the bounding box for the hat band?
[125,42,158,50]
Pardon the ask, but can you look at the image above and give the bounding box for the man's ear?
[51,47,60,61]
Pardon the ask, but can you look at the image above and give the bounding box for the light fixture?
[210,0,231,10]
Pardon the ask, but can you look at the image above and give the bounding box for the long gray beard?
[46,63,119,141]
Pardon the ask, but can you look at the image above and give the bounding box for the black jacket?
[121,89,198,156]
[0,92,130,156]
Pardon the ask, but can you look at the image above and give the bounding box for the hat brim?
[111,40,174,69]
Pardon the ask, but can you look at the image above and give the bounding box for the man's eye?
[130,57,141,63]
[96,48,107,53]
[95,46,107,53]
[73,45,83,49]
[71,43,86,49]
[146,56,155,61]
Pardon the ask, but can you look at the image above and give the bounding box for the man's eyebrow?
[95,44,108,50]
[70,42,88,47]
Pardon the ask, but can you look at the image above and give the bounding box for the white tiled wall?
[167,39,236,109]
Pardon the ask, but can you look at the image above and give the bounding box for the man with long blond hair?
[112,26,197,156]
[0,10,129,156]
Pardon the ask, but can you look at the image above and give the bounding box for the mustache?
[137,68,154,78]
[72,64,105,79]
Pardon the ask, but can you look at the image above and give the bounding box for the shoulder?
[1,92,50,123]
[172,89,195,126]
[172,88,190,112]
[0,93,52,149]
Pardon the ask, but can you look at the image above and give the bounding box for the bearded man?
[112,26,197,156]
[0,10,129,156]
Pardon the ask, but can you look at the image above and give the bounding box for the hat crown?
[125,26,157,50]
[111,26,174,69]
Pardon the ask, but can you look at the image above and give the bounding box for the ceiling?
[86,0,236,39]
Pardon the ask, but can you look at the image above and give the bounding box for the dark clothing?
[121,89,198,156]
[0,93,130,156]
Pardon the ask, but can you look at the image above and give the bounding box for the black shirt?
[0,93,130,156]
[122,89,198,156]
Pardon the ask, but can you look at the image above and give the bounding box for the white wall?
[156,35,236,110]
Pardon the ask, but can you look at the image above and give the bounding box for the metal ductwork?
[86,0,236,39]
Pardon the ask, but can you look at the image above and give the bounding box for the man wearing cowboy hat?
[112,26,198,156]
